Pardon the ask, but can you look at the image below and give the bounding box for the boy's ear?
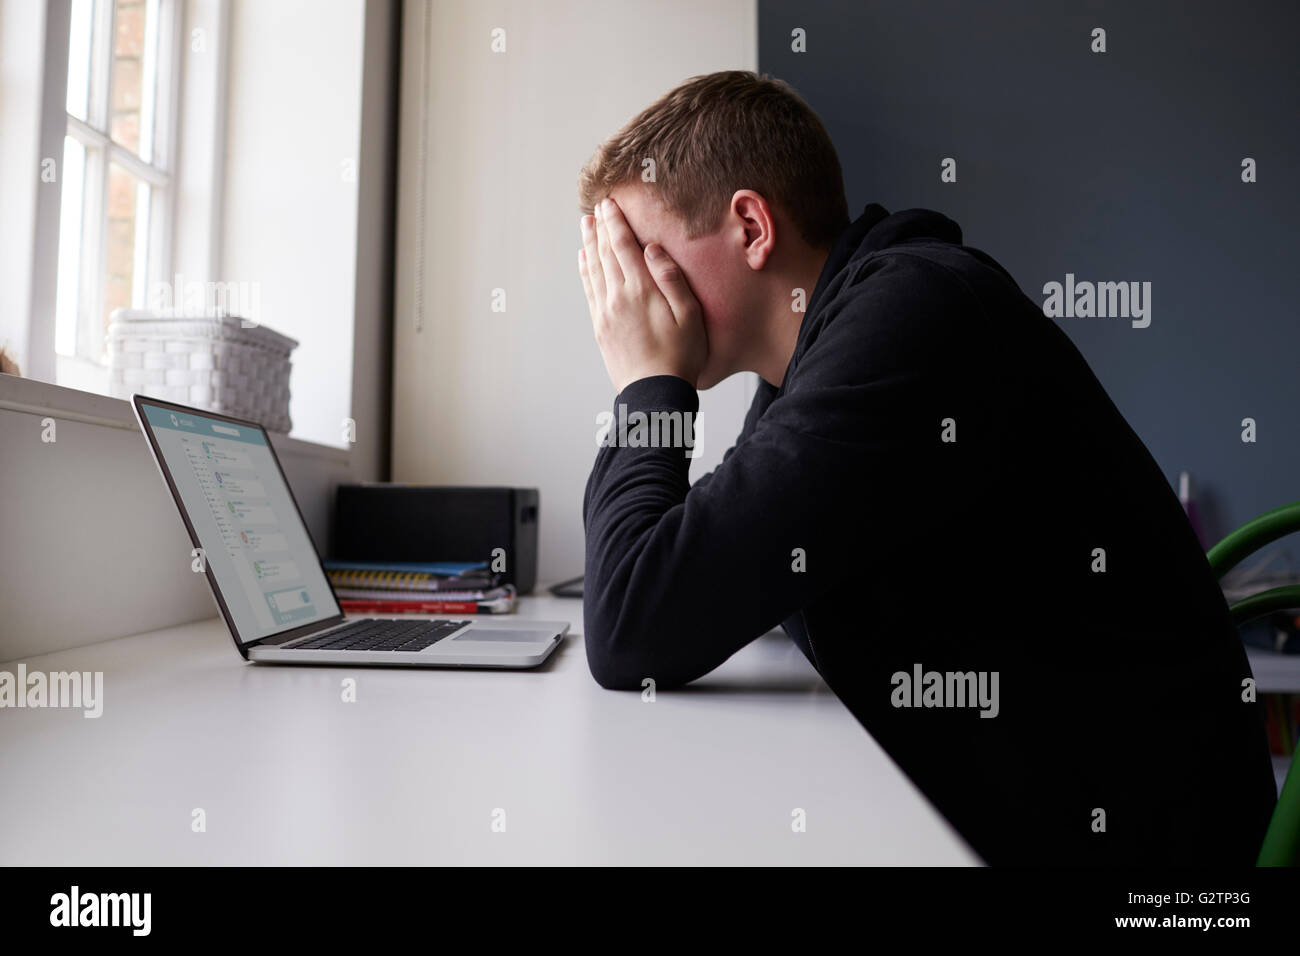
[730,189,776,270]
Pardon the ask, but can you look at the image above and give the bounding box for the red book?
[340,596,513,615]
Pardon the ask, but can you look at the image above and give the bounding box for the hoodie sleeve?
[580,253,971,690]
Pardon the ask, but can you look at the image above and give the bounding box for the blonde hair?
[578,71,849,248]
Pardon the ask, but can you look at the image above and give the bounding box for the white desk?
[0,596,978,865]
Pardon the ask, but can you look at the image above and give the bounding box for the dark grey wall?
[759,0,1299,543]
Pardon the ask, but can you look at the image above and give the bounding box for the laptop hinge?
[251,618,351,648]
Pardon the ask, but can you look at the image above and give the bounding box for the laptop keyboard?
[291,618,470,653]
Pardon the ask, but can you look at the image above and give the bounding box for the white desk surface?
[0,596,978,865]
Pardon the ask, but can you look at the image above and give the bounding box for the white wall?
[170,0,229,285]
[0,0,42,374]
[0,376,354,661]
[0,0,61,382]
[220,0,366,448]
[346,0,400,485]
[392,0,758,585]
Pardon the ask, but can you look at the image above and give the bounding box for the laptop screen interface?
[139,402,341,642]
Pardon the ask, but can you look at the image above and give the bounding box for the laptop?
[133,395,567,668]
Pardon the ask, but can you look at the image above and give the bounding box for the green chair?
[1206,500,1300,866]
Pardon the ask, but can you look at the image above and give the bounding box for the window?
[54,0,179,391]
[5,0,370,450]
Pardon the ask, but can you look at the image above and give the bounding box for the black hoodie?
[582,204,1276,866]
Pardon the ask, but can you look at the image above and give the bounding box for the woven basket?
[107,310,297,433]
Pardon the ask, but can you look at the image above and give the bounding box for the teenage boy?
[575,71,1274,866]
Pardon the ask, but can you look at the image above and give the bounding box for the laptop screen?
[138,401,341,643]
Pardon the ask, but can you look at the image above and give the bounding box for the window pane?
[55,137,89,356]
[104,163,150,341]
[138,0,161,161]
[65,0,95,121]
[110,0,159,158]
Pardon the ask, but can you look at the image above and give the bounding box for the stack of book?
[323,560,516,614]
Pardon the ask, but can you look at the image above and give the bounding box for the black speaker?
[332,485,539,593]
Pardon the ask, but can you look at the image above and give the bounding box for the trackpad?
[454,629,549,643]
